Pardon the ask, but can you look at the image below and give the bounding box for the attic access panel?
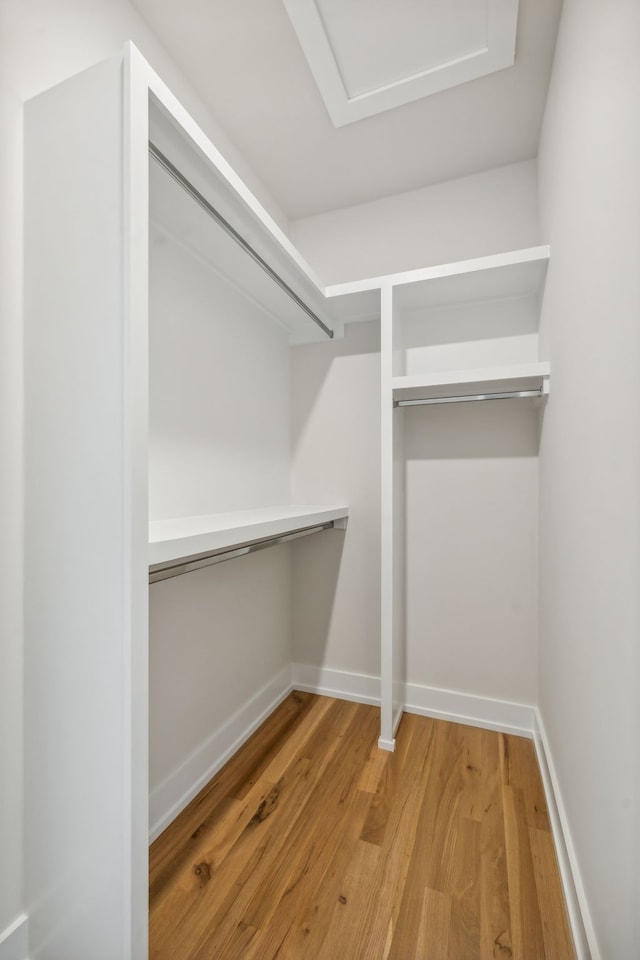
[283,0,519,126]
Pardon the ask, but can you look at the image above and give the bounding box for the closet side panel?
[24,57,145,960]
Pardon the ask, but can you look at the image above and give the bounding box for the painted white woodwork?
[392,361,551,402]
[24,54,148,960]
[283,0,518,126]
[149,505,349,567]
[291,663,536,737]
[379,287,396,749]
[326,244,549,299]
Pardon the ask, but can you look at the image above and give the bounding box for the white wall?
[289,159,539,283]
[291,320,381,680]
[148,225,291,519]
[404,401,539,705]
[537,1,640,956]
[0,0,286,944]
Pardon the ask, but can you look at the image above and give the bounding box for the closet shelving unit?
[329,243,551,748]
[24,42,551,958]
[149,505,349,583]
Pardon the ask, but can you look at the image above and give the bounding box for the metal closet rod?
[394,388,543,407]
[148,141,333,340]
[149,521,335,584]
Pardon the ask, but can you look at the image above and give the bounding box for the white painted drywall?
[0,0,286,944]
[404,400,539,705]
[537,0,640,956]
[290,320,382,679]
[148,225,291,519]
[149,548,292,801]
[289,159,539,283]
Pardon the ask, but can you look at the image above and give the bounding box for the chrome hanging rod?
[148,142,333,340]
[394,388,543,408]
[149,521,335,584]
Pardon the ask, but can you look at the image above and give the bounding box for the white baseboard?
[533,709,599,960]
[404,681,536,737]
[149,664,293,842]
[292,663,380,706]
[292,664,535,737]
[0,914,28,960]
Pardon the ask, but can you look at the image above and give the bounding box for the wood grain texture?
[149,693,575,960]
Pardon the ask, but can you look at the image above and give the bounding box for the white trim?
[149,665,293,842]
[0,914,28,960]
[325,245,550,298]
[404,681,535,737]
[378,736,396,752]
[292,663,380,706]
[282,0,518,127]
[533,709,600,960]
[291,665,535,738]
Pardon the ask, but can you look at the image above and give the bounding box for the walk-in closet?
[14,2,640,959]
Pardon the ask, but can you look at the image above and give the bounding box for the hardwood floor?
[149,692,575,959]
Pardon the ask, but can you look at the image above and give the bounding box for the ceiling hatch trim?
[283,0,520,127]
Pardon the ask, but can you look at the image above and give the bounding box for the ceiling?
[132,0,563,221]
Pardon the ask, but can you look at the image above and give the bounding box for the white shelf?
[149,504,349,569]
[392,361,550,402]
[327,245,549,303]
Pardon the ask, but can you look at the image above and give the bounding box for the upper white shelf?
[326,246,550,313]
[392,361,551,402]
[149,504,349,570]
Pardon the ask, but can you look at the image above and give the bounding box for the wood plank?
[479,743,512,960]
[502,784,546,959]
[530,826,576,959]
[418,888,451,960]
[500,733,550,831]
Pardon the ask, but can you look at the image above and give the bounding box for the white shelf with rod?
[392,361,551,406]
[149,505,349,582]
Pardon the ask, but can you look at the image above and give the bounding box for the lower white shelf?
[392,361,550,404]
[149,504,349,580]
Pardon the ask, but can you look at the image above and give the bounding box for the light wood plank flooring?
[149,692,575,959]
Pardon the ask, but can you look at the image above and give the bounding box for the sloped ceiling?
[131,0,562,220]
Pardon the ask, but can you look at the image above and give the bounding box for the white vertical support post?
[379,284,397,750]
[123,44,151,960]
